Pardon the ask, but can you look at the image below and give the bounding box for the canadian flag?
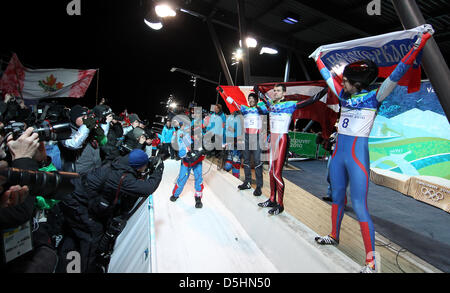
[0,53,97,100]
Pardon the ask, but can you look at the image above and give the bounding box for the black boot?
[253,187,262,196]
[170,195,178,202]
[195,197,203,209]
[238,182,251,190]
[268,204,284,215]
[258,199,277,208]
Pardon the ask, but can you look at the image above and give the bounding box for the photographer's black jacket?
[68,155,163,217]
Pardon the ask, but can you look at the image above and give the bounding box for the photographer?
[0,94,32,125]
[100,113,124,165]
[122,114,142,136]
[57,149,164,273]
[119,127,147,156]
[0,128,59,273]
[59,105,112,174]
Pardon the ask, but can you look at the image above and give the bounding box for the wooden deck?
[212,157,442,273]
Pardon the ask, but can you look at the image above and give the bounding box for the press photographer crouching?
[119,127,148,156]
[0,128,78,273]
[57,149,167,273]
[58,104,112,174]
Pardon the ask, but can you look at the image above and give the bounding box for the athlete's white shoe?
[314,235,339,245]
[360,263,377,273]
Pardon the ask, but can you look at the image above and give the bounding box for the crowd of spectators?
[0,94,166,273]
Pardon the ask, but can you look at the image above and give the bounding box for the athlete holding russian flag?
[313,26,434,273]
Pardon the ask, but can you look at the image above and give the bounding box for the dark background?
[0,0,314,123]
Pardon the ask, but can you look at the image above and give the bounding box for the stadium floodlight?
[246,37,257,48]
[239,37,258,48]
[260,47,278,55]
[233,48,243,61]
[144,19,163,30]
[155,4,176,18]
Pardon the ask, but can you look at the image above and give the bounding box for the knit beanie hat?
[132,127,146,140]
[70,105,87,124]
[129,149,149,169]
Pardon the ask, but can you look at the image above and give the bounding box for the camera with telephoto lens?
[0,167,79,200]
[90,105,113,125]
[2,120,72,142]
[141,149,170,178]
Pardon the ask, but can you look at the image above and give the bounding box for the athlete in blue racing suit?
[313,27,434,273]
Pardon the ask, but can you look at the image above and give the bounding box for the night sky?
[0,0,317,124]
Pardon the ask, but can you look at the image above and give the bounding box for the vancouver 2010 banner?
[369,80,450,180]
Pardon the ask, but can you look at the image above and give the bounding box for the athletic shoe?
[268,204,284,215]
[258,199,277,208]
[195,197,203,209]
[314,235,339,245]
[322,196,332,202]
[170,195,178,202]
[253,187,262,197]
[238,182,252,190]
[360,263,376,273]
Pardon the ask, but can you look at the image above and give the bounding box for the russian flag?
[309,24,433,93]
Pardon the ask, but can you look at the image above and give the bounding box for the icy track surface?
[151,159,360,273]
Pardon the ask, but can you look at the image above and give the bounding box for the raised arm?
[316,54,343,97]
[226,96,243,109]
[296,87,328,109]
[376,30,433,102]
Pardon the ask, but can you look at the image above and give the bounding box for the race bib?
[244,114,262,129]
[270,113,291,134]
[338,107,377,137]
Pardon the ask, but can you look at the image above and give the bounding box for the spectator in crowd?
[159,121,176,160]
[205,104,226,154]
[150,133,161,157]
[223,109,244,179]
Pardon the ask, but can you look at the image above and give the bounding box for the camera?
[142,149,170,177]
[0,167,79,200]
[2,120,72,142]
[91,105,113,125]
[112,114,123,122]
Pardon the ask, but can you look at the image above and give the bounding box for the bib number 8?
[342,118,350,129]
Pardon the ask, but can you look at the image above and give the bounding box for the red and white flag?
[0,53,97,100]
[217,85,255,113]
